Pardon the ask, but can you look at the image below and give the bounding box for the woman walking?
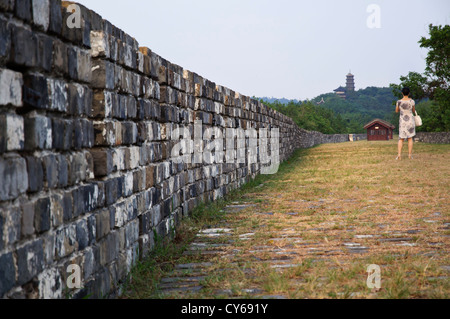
[396,88,416,160]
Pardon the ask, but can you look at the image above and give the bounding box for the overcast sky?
[76,0,450,100]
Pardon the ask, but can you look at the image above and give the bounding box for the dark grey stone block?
[25,156,43,193]
[52,39,68,76]
[10,24,36,67]
[42,154,58,189]
[62,191,73,222]
[48,0,62,34]
[105,178,118,206]
[15,0,32,22]
[34,197,51,233]
[0,155,28,201]
[36,33,53,72]
[16,239,44,285]
[0,252,16,296]
[0,15,10,61]
[23,73,49,110]
[56,154,68,188]
[82,183,98,213]
[76,219,89,251]
[72,187,84,218]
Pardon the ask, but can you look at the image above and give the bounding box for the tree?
[390,24,450,132]
[389,72,428,102]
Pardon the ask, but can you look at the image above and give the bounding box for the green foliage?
[389,72,428,101]
[390,24,450,132]
[260,86,397,134]
[312,87,397,133]
[262,99,350,134]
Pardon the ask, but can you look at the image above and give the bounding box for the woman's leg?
[398,139,404,159]
[408,138,414,158]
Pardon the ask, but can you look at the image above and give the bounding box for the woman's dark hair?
[402,87,411,96]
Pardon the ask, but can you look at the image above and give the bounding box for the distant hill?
[257,87,398,134]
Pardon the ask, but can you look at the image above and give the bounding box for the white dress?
[397,99,416,139]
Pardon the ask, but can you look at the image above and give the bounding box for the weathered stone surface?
[0,155,29,201]
[32,0,50,31]
[24,112,52,150]
[0,113,24,152]
[0,252,16,296]
[0,69,23,106]
[16,239,44,285]
[34,197,51,233]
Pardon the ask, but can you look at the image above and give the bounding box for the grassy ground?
[121,138,450,299]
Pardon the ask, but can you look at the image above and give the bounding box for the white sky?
[76,0,450,100]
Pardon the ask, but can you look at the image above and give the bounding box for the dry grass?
[123,139,450,299]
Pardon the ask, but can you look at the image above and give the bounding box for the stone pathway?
[155,197,449,299]
[152,142,450,299]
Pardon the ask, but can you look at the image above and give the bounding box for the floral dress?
[397,99,416,139]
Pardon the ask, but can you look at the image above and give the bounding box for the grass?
[120,138,450,299]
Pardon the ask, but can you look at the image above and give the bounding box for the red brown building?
[364,119,395,141]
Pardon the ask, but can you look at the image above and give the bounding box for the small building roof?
[364,119,396,130]
[333,86,346,93]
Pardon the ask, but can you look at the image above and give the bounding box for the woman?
[396,87,416,160]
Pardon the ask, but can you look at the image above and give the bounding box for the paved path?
[154,141,450,299]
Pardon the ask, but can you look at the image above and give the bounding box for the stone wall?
[415,132,450,144]
[0,0,364,299]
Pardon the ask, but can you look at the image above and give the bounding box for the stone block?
[15,0,32,22]
[48,0,62,34]
[0,15,11,61]
[76,218,89,251]
[0,113,24,152]
[23,73,49,109]
[62,191,73,222]
[21,201,35,238]
[16,239,44,285]
[0,155,29,201]
[121,122,138,145]
[68,83,91,115]
[42,154,58,189]
[50,193,64,228]
[73,118,94,149]
[32,0,50,31]
[81,183,98,213]
[52,39,68,75]
[92,90,115,118]
[95,208,111,240]
[93,121,115,146]
[91,59,114,89]
[47,77,68,112]
[0,206,21,249]
[25,156,44,193]
[51,118,72,151]
[90,30,109,58]
[55,224,77,259]
[10,24,37,67]
[99,232,119,266]
[24,112,52,150]
[0,68,23,107]
[67,46,91,83]
[0,252,16,296]
[90,148,113,177]
[67,152,87,185]
[34,197,51,233]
